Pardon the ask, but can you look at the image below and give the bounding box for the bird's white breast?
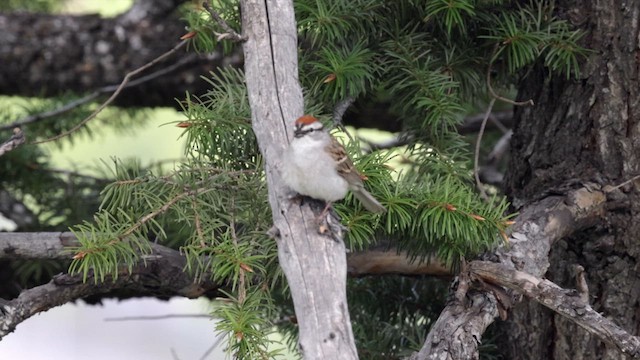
[282,134,349,202]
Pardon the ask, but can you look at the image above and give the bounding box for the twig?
[474,99,496,200]
[486,45,534,107]
[333,97,355,127]
[199,334,226,360]
[120,187,207,239]
[192,198,206,247]
[203,2,247,42]
[0,128,25,157]
[0,54,198,132]
[105,314,211,321]
[332,97,356,141]
[31,40,189,145]
[604,174,640,192]
[489,115,509,134]
[229,199,246,304]
[171,348,181,360]
[487,129,512,164]
[457,110,513,134]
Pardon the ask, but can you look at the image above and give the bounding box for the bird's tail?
[352,189,386,214]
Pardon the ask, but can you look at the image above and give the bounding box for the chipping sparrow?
[281,115,386,214]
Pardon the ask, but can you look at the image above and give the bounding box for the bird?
[281,115,386,214]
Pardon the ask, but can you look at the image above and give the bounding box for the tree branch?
[203,2,247,42]
[0,128,25,157]
[32,40,189,144]
[0,235,219,340]
[0,54,199,132]
[0,232,449,278]
[240,0,358,358]
[469,261,640,357]
[347,249,449,277]
[413,186,607,359]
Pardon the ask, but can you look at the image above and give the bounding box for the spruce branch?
[0,235,219,340]
[202,1,247,42]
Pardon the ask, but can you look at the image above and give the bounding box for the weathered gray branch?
[470,261,640,357]
[412,186,607,359]
[0,128,25,157]
[240,0,358,358]
[0,232,449,277]
[0,236,219,340]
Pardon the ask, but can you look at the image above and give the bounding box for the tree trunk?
[502,0,640,358]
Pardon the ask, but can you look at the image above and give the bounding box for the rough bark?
[471,261,640,357]
[240,0,358,359]
[499,0,640,359]
[0,0,241,108]
[411,186,606,360]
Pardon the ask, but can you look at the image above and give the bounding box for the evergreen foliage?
[0,0,587,358]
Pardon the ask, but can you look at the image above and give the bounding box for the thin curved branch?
[0,54,199,132]
[473,98,496,199]
[31,39,189,144]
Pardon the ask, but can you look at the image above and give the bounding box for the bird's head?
[293,115,324,138]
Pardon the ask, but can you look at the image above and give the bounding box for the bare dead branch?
[0,128,25,157]
[0,54,199,132]
[240,0,359,358]
[413,186,607,359]
[203,2,247,42]
[0,231,452,280]
[104,314,211,321]
[347,249,450,277]
[470,261,640,357]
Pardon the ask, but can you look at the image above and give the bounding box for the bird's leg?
[315,201,333,234]
[319,201,333,220]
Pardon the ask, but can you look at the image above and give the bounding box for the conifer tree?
[4,0,625,359]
